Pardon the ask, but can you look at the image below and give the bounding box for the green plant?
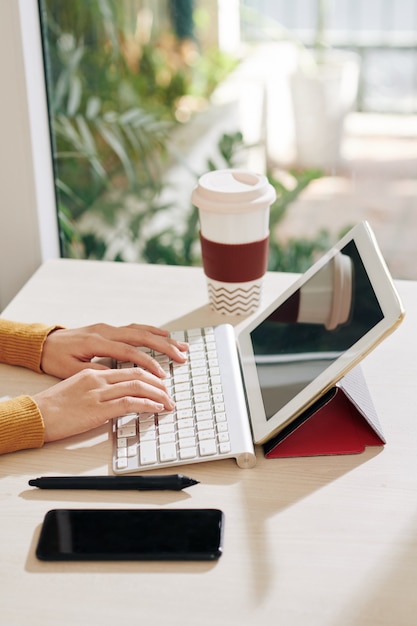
[39,0,239,260]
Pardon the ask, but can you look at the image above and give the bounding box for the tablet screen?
[250,239,384,420]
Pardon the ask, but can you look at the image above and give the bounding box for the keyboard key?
[176,408,193,420]
[180,447,197,460]
[197,420,214,432]
[195,410,212,422]
[158,422,175,434]
[117,457,128,469]
[190,359,206,369]
[173,374,190,384]
[177,418,195,430]
[127,444,138,457]
[172,363,189,375]
[140,441,157,465]
[138,412,155,422]
[174,381,191,392]
[158,413,175,425]
[176,399,192,410]
[118,424,137,438]
[199,429,215,440]
[175,390,192,401]
[190,367,206,377]
[187,328,202,337]
[159,443,178,462]
[117,414,137,427]
[199,439,217,456]
[217,422,228,433]
[189,342,204,352]
[195,401,211,412]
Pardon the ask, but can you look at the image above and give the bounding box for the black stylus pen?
[28,474,199,491]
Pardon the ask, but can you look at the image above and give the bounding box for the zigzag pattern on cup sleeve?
[208,283,262,315]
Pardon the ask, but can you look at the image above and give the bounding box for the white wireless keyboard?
[112,326,255,474]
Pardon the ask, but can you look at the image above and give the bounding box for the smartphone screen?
[35,508,224,561]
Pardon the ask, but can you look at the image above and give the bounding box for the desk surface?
[1,259,417,626]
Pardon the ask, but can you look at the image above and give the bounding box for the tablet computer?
[238,221,405,444]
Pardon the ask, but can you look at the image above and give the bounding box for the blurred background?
[38,0,417,278]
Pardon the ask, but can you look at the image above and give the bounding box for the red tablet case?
[263,366,385,458]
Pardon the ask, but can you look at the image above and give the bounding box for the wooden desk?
[1,259,416,626]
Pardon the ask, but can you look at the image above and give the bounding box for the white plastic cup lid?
[192,169,276,214]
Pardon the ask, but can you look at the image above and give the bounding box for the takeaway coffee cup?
[192,169,276,315]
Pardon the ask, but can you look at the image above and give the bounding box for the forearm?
[0,396,44,454]
[0,319,62,373]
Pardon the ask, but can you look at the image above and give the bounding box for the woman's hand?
[41,323,188,380]
[34,366,176,443]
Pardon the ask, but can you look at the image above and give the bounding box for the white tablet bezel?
[237,221,405,445]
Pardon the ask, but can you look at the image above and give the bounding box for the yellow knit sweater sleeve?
[0,319,63,454]
[0,319,62,373]
[0,396,44,454]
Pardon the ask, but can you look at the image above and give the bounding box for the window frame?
[0,0,59,311]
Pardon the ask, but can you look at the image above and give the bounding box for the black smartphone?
[35,508,224,561]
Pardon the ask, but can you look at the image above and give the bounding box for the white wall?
[0,0,59,313]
